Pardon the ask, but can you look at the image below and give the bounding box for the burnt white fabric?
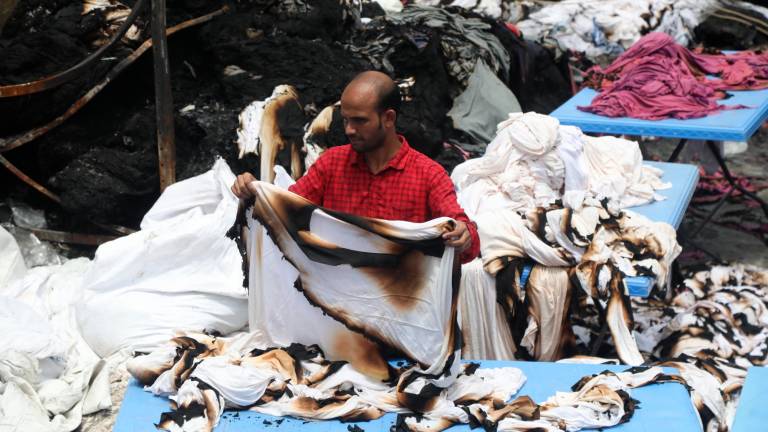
[473,202,680,365]
[458,259,517,360]
[236,85,304,183]
[632,265,768,431]
[246,180,460,383]
[129,331,676,432]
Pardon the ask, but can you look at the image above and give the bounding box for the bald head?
[339,71,401,154]
[342,71,401,114]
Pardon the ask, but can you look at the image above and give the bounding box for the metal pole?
[151,0,176,190]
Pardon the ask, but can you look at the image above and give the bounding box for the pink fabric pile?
[579,33,768,120]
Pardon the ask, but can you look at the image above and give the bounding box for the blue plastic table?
[549,87,768,142]
[731,366,768,432]
[113,361,700,432]
[550,82,768,219]
[519,160,699,297]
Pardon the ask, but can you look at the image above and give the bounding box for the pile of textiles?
[631,265,768,431]
[451,112,670,216]
[513,0,719,62]
[0,231,113,432]
[346,4,571,153]
[120,173,689,431]
[382,5,510,89]
[468,200,681,366]
[127,318,684,432]
[580,32,768,120]
[452,112,680,365]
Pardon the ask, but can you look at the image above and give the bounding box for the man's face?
[340,86,390,153]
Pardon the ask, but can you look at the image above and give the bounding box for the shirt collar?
[351,135,411,172]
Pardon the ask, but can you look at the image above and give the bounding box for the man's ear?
[383,109,396,128]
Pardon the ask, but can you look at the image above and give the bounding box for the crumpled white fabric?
[584,135,670,208]
[452,112,563,217]
[77,159,248,358]
[516,0,719,61]
[452,112,668,218]
[0,257,112,432]
[475,208,572,274]
[129,332,531,430]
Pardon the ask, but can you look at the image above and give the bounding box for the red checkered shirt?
[289,136,480,263]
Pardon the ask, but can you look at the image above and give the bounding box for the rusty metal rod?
[151,0,176,191]
[0,6,229,153]
[0,0,148,98]
[0,153,62,203]
[0,7,227,222]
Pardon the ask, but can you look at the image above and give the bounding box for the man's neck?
[365,134,402,174]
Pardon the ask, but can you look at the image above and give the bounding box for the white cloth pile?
[515,0,719,62]
[451,112,669,219]
[0,159,257,432]
[0,229,111,432]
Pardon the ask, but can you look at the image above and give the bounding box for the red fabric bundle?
[579,33,768,120]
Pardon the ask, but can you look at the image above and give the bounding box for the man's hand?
[231,172,257,199]
[443,221,471,252]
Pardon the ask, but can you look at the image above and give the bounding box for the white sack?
[77,159,248,358]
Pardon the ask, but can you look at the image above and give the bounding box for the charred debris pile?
[0,0,572,231]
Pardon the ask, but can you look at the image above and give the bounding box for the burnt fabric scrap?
[474,201,680,365]
[458,259,517,360]
[124,178,685,431]
[236,85,306,182]
[127,331,682,432]
[580,32,768,120]
[632,265,768,431]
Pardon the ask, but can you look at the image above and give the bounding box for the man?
[232,71,479,263]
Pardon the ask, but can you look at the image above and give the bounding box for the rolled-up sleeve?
[427,168,480,264]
